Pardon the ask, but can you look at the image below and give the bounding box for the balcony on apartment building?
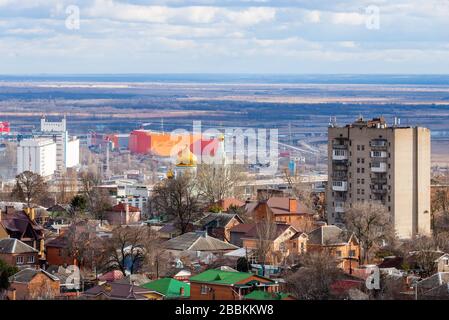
[334,201,346,213]
[372,184,388,194]
[332,149,349,161]
[371,162,387,173]
[370,139,388,150]
[370,151,388,158]
[332,180,348,192]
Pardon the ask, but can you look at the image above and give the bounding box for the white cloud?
[331,12,366,25]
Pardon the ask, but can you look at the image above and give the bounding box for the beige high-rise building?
[327,116,431,239]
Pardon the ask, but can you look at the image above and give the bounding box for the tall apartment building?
[17,138,57,177]
[327,117,431,239]
[38,117,80,171]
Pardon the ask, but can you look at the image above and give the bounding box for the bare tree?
[344,201,394,264]
[152,173,202,234]
[285,251,343,300]
[283,168,313,208]
[255,211,278,276]
[101,226,149,277]
[10,171,48,208]
[401,236,440,276]
[79,171,112,221]
[197,164,247,204]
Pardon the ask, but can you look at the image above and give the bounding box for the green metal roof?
[244,290,291,300]
[140,278,190,298]
[189,269,273,286]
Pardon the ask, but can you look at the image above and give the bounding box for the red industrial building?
[0,122,10,133]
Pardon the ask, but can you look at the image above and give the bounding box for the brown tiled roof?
[267,197,311,215]
[0,211,44,240]
[112,203,140,213]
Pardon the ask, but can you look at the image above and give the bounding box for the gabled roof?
[9,268,60,283]
[0,211,44,239]
[196,213,243,229]
[163,232,238,251]
[308,225,353,246]
[47,204,70,213]
[0,238,38,254]
[140,278,190,298]
[84,282,151,300]
[190,269,274,286]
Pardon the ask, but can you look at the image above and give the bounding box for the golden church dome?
[176,146,197,167]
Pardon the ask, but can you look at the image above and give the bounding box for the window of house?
[361,145,365,151]
[349,250,356,257]
[357,168,360,173]
[201,285,209,295]
[357,158,360,164]
[16,256,24,265]
[361,179,365,184]
[357,145,360,151]
[27,255,35,264]
[361,158,365,164]
[336,251,342,257]
[361,168,365,173]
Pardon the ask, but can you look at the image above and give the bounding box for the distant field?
[1,76,449,163]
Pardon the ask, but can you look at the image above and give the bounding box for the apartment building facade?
[327,117,431,239]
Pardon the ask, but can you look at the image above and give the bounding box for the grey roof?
[308,225,351,245]
[417,272,449,291]
[84,282,151,300]
[196,213,243,228]
[0,238,38,254]
[163,231,238,251]
[9,268,60,283]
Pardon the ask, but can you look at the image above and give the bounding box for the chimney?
[180,287,185,296]
[289,198,297,213]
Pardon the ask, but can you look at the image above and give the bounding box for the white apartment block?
[327,117,431,239]
[38,117,80,171]
[17,138,57,177]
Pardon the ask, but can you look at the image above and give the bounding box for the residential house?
[245,197,317,232]
[230,223,308,265]
[0,206,45,260]
[140,278,190,300]
[0,238,39,268]
[307,225,360,273]
[196,213,243,242]
[83,282,152,300]
[435,253,449,273]
[104,202,141,226]
[189,269,277,300]
[7,268,60,300]
[45,235,76,266]
[415,272,449,300]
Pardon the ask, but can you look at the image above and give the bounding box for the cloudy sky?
[1,0,449,74]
